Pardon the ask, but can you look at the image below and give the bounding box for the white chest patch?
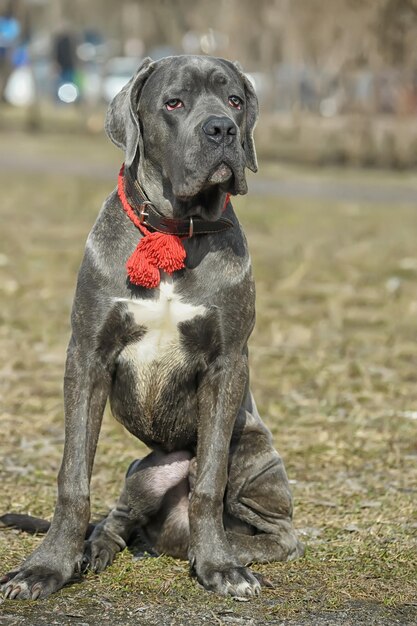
[116,281,206,364]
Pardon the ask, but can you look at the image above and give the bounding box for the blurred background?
[1,0,417,166]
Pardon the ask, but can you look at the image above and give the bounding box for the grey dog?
[1,55,303,600]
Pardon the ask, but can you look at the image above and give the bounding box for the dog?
[1,55,303,601]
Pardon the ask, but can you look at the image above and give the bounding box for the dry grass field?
[0,133,416,625]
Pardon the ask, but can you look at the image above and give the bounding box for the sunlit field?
[1,134,416,625]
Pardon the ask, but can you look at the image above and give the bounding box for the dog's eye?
[228,95,242,110]
[166,99,184,111]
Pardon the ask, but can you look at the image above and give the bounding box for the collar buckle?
[139,201,152,224]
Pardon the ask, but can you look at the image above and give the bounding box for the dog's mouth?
[172,156,247,219]
[175,161,236,201]
[205,159,247,198]
[207,162,233,185]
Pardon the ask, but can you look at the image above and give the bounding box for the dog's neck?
[137,163,174,216]
[136,161,227,223]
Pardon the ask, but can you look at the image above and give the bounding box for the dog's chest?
[111,281,208,446]
[118,281,206,369]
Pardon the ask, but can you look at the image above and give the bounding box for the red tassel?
[140,231,186,273]
[126,232,186,288]
[126,242,160,288]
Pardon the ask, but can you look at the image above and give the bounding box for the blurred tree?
[376,0,417,66]
[3,0,417,117]
[33,0,417,74]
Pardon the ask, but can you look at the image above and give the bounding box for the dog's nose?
[202,116,237,145]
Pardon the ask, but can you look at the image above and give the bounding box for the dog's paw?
[194,564,261,598]
[287,538,305,561]
[1,566,66,600]
[82,535,122,573]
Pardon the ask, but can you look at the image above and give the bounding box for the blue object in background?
[0,16,20,52]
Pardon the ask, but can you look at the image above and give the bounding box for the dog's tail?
[0,513,96,538]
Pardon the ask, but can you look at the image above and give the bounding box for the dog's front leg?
[189,353,261,598]
[1,337,109,600]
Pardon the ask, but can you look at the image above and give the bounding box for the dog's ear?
[105,57,155,167]
[233,62,259,173]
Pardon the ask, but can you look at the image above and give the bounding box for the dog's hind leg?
[225,523,303,566]
[84,450,192,572]
[224,395,304,566]
[82,483,134,573]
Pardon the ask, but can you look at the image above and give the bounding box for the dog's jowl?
[1,55,304,601]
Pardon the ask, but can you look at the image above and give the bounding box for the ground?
[0,132,416,625]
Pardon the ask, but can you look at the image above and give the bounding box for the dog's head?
[105,55,258,220]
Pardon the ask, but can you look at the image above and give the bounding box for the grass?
[0,134,416,624]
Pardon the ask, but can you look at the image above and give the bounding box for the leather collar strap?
[123,165,234,237]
